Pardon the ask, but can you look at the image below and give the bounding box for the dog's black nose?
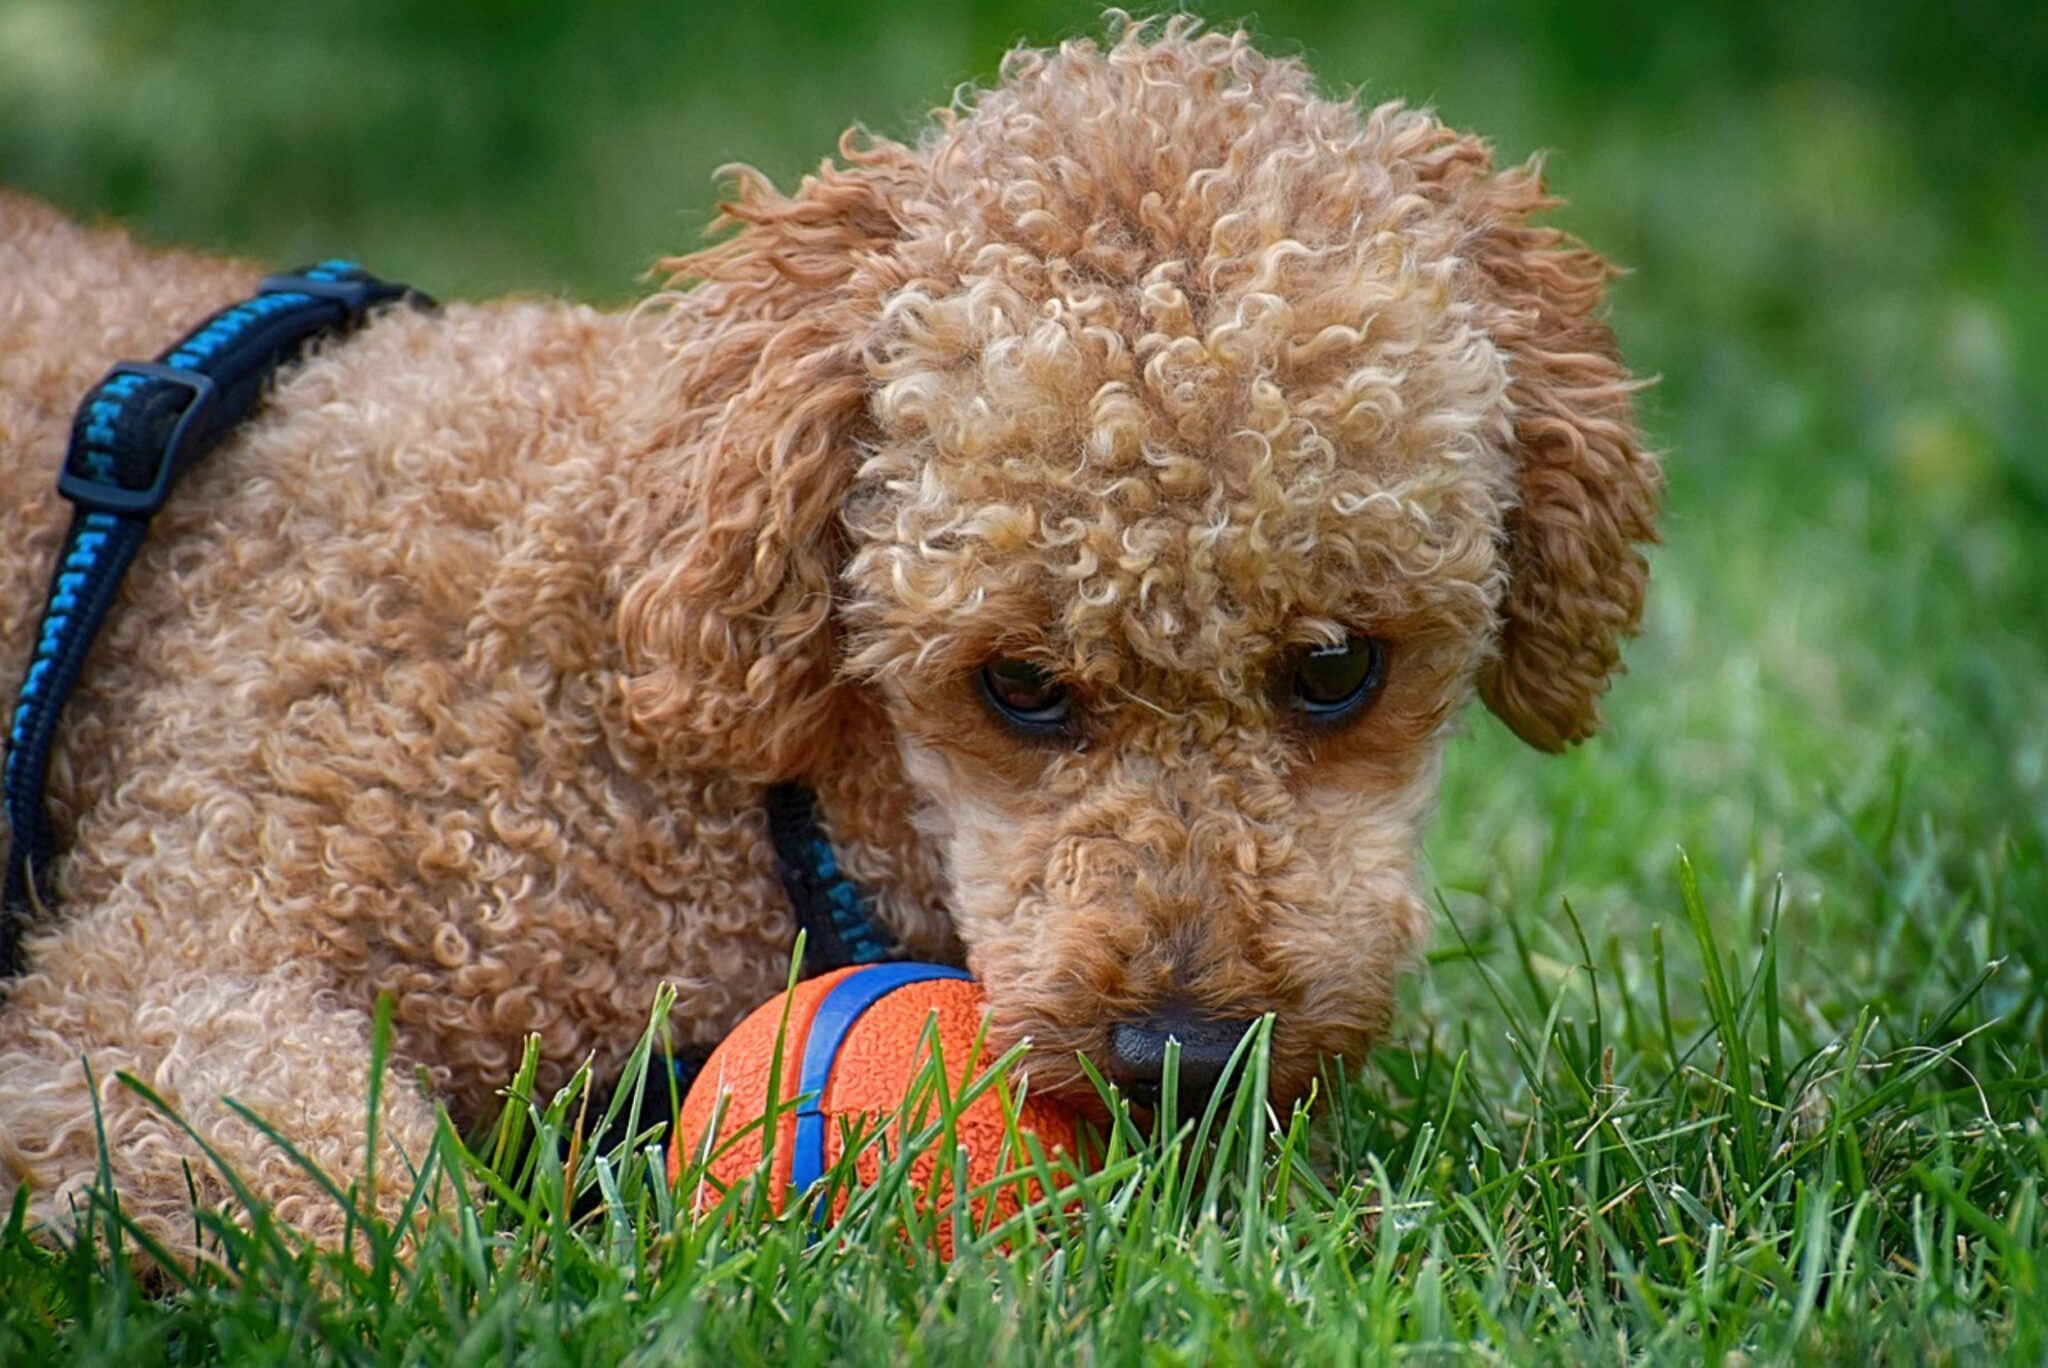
[1105,1009,1257,1112]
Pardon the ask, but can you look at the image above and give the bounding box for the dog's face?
[836,220,1515,1100]
[620,22,1659,1104]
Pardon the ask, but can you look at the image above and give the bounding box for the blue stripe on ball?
[786,962,973,1207]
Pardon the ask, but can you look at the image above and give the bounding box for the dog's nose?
[1105,1009,1258,1112]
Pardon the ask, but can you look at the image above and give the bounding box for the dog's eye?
[979,657,1071,729]
[1288,636,1387,721]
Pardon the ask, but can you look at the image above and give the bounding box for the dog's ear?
[616,138,916,781]
[1448,151,1662,752]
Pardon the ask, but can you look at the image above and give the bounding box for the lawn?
[2,0,2044,1360]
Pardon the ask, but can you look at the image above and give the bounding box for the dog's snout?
[1104,1008,1257,1111]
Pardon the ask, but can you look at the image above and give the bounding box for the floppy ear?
[616,136,916,781]
[1457,157,1662,752]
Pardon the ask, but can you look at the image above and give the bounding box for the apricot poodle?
[0,18,1658,1255]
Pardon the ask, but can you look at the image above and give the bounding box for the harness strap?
[1,262,430,973]
[764,781,901,975]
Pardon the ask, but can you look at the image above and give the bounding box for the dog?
[0,18,1658,1256]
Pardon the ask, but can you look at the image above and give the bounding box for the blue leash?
[1,262,430,974]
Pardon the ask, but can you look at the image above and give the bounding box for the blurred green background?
[3,1,2044,1036]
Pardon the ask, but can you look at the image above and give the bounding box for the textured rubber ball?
[668,963,1084,1255]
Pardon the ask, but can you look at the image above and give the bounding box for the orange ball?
[668,964,1081,1251]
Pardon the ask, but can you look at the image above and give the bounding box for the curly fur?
[0,15,1657,1260]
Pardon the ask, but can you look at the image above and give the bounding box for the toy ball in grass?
[668,963,1082,1249]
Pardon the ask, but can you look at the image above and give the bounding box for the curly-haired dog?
[0,19,1658,1254]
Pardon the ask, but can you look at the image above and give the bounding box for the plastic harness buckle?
[56,362,220,517]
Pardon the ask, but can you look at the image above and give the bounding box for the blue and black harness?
[1,266,900,1016]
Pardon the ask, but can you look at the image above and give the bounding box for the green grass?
[2,865,2040,1362]
[3,0,2045,1360]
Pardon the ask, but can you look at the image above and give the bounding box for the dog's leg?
[0,904,441,1266]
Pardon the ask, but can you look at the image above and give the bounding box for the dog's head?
[618,21,1659,1104]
